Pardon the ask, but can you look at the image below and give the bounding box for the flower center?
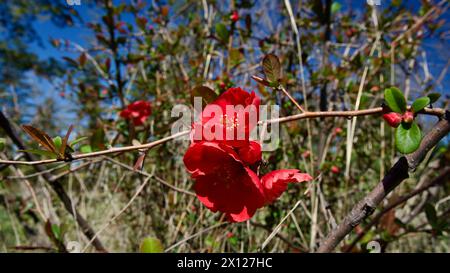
[221,114,239,129]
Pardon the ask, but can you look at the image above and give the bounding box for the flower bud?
[402,111,414,124]
[230,11,239,22]
[331,166,340,174]
[334,127,343,135]
[382,112,402,128]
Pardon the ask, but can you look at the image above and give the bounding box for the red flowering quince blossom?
[184,87,313,222]
[261,169,313,205]
[183,141,312,222]
[184,141,265,222]
[120,100,152,126]
[192,87,260,148]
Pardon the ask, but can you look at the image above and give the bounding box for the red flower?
[382,112,402,128]
[184,141,265,222]
[230,11,239,22]
[183,141,312,222]
[260,170,312,205]
[192,87,260,147]
[185,86,312,222]
[120,100,152,126]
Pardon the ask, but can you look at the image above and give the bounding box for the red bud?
[402,111,414,124]
[382,112,402,128]
[331,166,340,174]
[230,11,239,22]
[334,127,343,135]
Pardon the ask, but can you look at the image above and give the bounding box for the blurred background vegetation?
[0,0,449,252]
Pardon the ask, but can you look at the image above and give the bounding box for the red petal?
[213,87,255,109]
[119,109,132,118]
[184,141,265,222]
[237,141,262,165]
[261,169,313,204]
[133,114,148,126]
[183,141,243,177]
[193,88,260,147]
[193,167,264,223]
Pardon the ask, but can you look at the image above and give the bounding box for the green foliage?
[395,122,422,154]
[427,93,441,104]
[384,87,406,113]
[140,237,164,253]
[411,97,430,113]
[80,145,93,154]
[215,23,229,43]
[331,2,342,14]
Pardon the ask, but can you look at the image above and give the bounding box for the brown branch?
[317,112,450,253]
[266,106,444,124]
[0,107,445,166]
[0,130,190,166]
[344,166,450,252]
[0,111,107,252]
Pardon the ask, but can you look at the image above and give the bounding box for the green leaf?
[384,87,406,113]
[411,96,430,113]
[69,136,88,147]
[80,145,93,154]
[331,2,342,13]
[18,149,57,158]
[190,86,218,108]
[395,122,422,154]
[139,237,164,253]
[0,138,5,152]
[427,93,441,104]
[215,23,229,43]
[262,54,281,84]
[51,224,61,240]
[53,136,62,150]
[228,236,238,246]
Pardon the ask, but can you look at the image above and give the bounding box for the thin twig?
[261,200,302,250]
